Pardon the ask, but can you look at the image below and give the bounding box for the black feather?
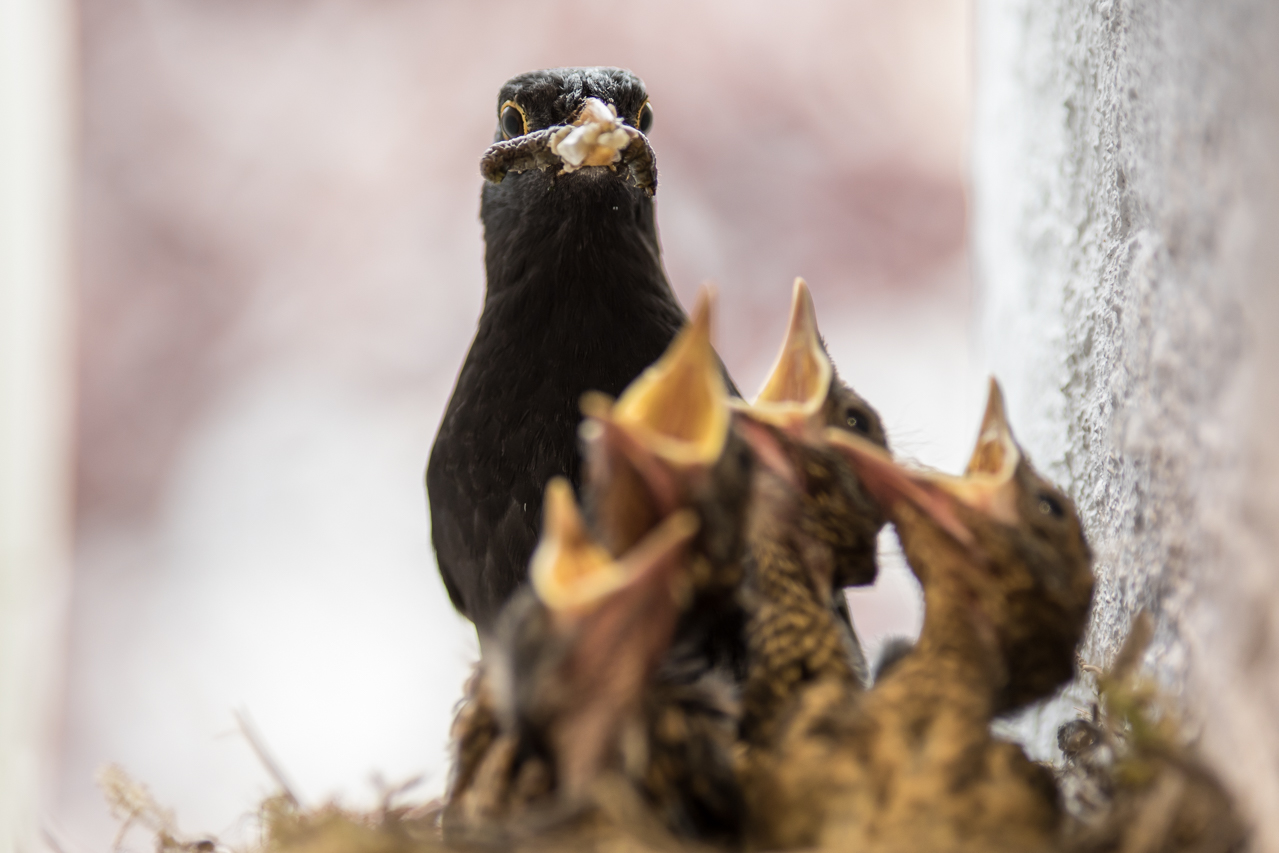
[427,68,735,633]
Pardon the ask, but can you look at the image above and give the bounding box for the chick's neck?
[887,507,1008,719]
[740,470,862,743]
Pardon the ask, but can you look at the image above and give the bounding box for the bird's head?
[827,378,1094,710]
[732,278,887,589]
[746,278,888,448]
[491,478,699,800]
[481,67,657,195]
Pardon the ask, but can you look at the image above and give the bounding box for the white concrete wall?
[973,0,1279,847]
[0,0,76,850]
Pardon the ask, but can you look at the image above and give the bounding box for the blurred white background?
[55,1,980,848]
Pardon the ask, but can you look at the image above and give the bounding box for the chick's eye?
[500,102,527,139]
[844,408,869,434]
[1038,493,1064,518]
[637,101,653,134]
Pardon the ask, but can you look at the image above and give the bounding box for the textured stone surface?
[973,0,1279,846]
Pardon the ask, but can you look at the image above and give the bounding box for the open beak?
[567,508,700,668]
[578,415,676,554]
[822,378,1025,547]
[530,478,630,614]
[824,430,975,547]
[944,377,1022,527]
[480,97,657,195]
[586,287,730,475]
[545,506,701,797]
[530,476,699,618]
[748,278,833,436]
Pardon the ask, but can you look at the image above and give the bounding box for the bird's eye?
[1038,493,1064,518]
[500,101,527,139]
[637,100,654,134]
[844,407,869,435]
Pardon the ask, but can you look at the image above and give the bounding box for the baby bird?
[580,289,757,680]
[746,279,888,590]
[747,379,1094,852]
[733,279,888,742]
[444,479,703,844]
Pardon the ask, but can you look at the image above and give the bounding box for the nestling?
[744,379,1094,852]
[443,478,704,844]
[733,279,888,742]
[580,289,756,680]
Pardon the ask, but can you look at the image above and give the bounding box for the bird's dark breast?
[428,168,685,632]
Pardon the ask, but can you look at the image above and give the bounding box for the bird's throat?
[481,170,669,308]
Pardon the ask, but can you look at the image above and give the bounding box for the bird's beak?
[530,478,630,614]
[545,506,701,798]
[824,430,975,547]
[568,508,700,646]
[823,378,1025,546]
[550,98,633,170]
[748,278,833,436]
[480,97,657,194]
[590,288,730,473]
[530,477,699,620]
[941,378,1022,527]
[578,415,677,554]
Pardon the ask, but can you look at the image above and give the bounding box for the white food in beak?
[551,98,635,171]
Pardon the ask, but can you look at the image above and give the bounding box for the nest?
[98,614,1247,853]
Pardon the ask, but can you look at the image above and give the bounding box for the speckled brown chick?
[580,289,756,680]
[732,279,888,742]
[743,379,1094,852]
[443,479,702,846]
[733,426,878,748]
[575,291,754,841]
[748,279,889,590]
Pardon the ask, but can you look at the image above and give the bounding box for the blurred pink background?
[60,1,978,848]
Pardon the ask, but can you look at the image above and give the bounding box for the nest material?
[1054,614,1248,853]
[100,618,1248,853]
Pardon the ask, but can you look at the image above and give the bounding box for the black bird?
[428,67,717,640]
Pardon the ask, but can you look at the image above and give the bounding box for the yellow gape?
[604,288,730,469]
[751,278,833,431]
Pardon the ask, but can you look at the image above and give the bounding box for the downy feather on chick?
[743,379,1093,852]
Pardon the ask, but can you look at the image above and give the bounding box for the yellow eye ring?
[636,99,654,134]
[499,100,528,139]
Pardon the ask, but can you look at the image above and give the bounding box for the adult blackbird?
[428,67,721,639]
